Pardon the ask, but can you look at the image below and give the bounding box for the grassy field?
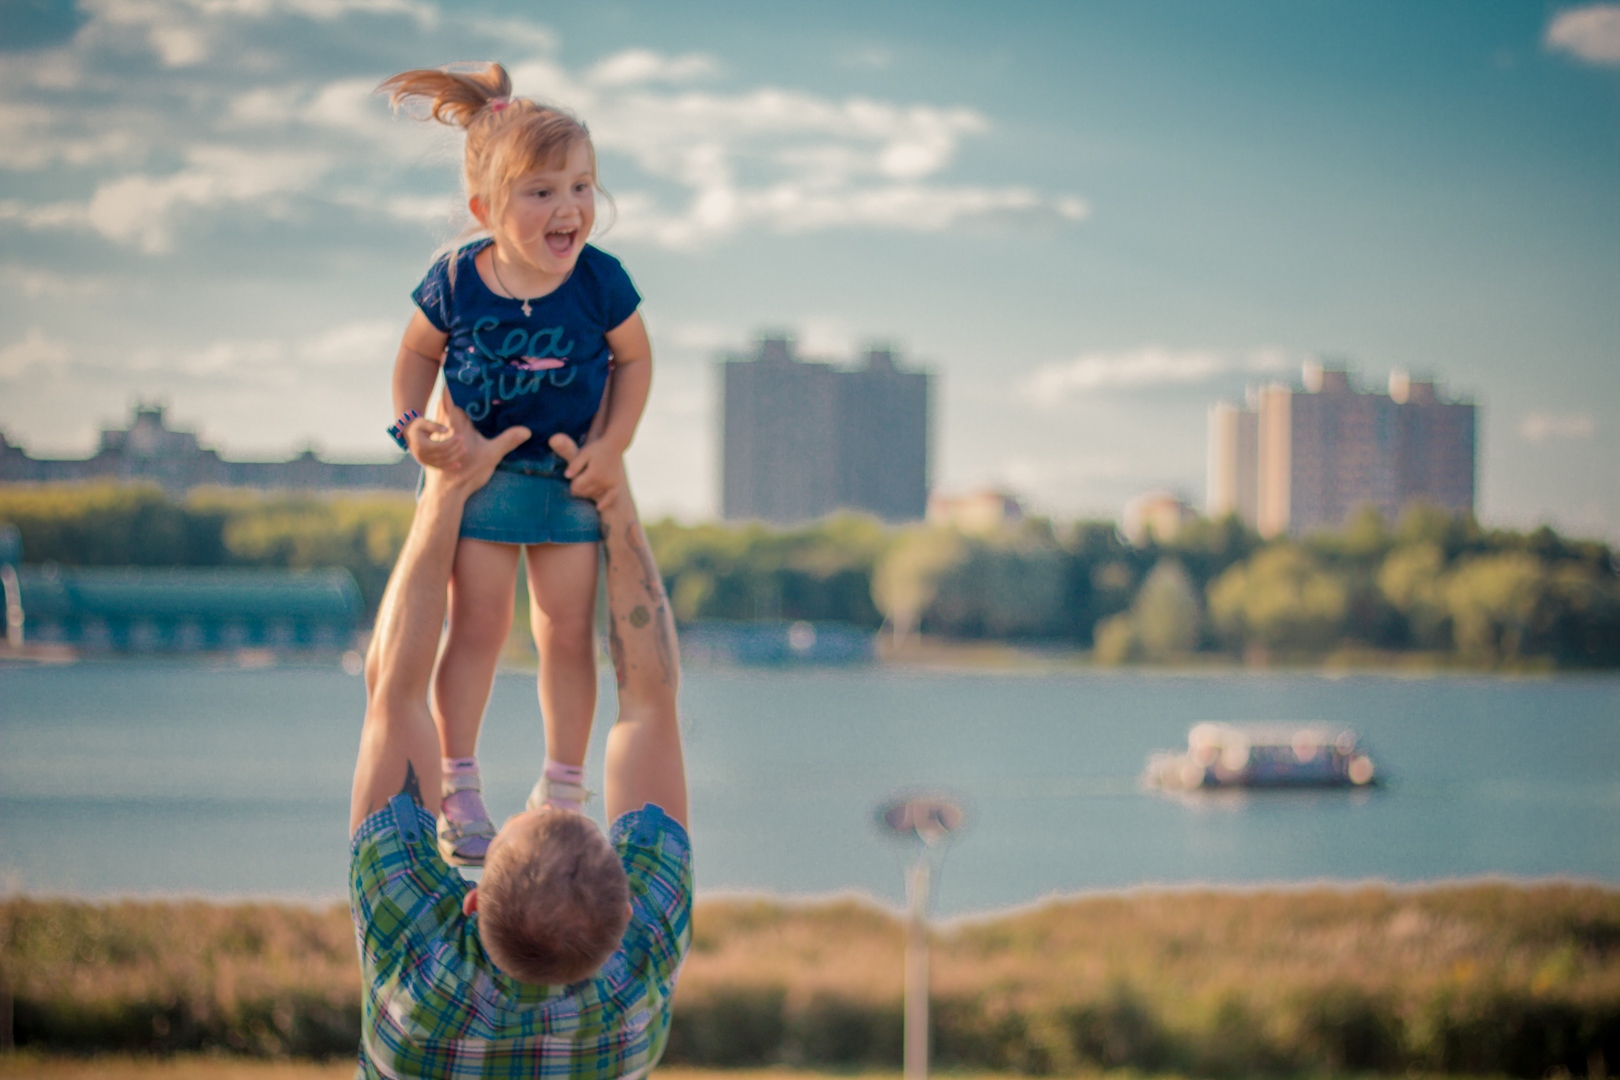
[0,1061,958,1079]
[3,884,1617,1076]
[0,1059,1526,1080]
[0,1062,1053,1080]
[0,1053,353,1078]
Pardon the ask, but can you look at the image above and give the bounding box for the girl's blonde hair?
[378,62,607,256]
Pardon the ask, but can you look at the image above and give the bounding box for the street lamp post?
[0,524,22,651]
[0,564,20,650]
[876,795,965,1080]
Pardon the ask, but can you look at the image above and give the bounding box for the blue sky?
[1,0,1616,535]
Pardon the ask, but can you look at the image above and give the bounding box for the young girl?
[379,62,652,866]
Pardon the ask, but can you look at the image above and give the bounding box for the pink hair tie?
[489,97,510,113]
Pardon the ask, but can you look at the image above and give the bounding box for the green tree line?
[4,483,1617,666]
[0,483,413,612]
[1098,507,1620,668]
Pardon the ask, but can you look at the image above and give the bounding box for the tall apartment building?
[1206,401,1260,528]
[1208,363,1475,537]
[721,334,932,524]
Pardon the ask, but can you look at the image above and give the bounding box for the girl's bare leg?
[432,539,521,758]
[524,541,600,771]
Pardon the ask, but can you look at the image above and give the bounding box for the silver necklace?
[489,255,533,317]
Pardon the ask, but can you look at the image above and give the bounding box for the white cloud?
[136,339,285,379]
[225,86,290,127]
[0,266,114,299]
[1055,196,1090,221]
[1520,410,1596,443]
[467,15,555,55]
[796,317,860,359]
[1001,453,1133,489]
[298,320,398,368]
[60,322,396,386]
[578,86,1082,247]
[0,200,90,231]
[0,3,1084,255]
[587,48,717,87]
[657,319,744,355]
[301,77,396,134]
[0,329,72,380]
[85,146,330,253]
[1546,4,1620,65]
[0,104,143,170]
[380,193,457,223]
[1016,346,1294,405]
[83,0,438,65]
[837,46,894,71]
[71,0,212,68]
[271,0,437,23]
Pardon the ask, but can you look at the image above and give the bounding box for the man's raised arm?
[551,436,687,828]
[349,400,529,835]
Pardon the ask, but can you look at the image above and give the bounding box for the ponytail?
[377,62,512,128]
[379,61,606,274]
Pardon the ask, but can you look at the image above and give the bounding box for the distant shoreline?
[872,635,1580,675]
[4,638,1608,676]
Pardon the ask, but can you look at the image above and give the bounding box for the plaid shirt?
[350,795,692,1080]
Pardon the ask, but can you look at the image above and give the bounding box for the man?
[349,395,689,1078]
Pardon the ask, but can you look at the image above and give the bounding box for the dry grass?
[0,1062,1033,1080]
[1,899,359,1057]
[668,884,1619,1075]
[4,884,1617,1075]
[0,1053,355,1078]
[680,883,1619,1016]
[0,1063,1000,1080]
[0,1061,1505,1080]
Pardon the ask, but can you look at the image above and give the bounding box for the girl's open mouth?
[545,229,576,256]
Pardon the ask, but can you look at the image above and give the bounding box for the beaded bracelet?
[386,408,421,451]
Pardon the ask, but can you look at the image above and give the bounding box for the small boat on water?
[1143,722,1377,790]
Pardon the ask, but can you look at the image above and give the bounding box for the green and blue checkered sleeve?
[349,793,469,980]
[610,803,694,991]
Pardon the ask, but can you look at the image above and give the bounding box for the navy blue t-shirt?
[412,240,641,462]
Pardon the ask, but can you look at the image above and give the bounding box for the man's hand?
[550,434,623,510]
[404,415,466,470]
[425,393,529,495]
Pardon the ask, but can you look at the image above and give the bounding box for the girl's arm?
[392,311,464,469]
[597,311,652,452]
[564,311,651,506]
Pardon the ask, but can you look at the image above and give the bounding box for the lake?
[1,659,1616,914]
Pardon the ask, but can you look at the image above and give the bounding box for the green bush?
[663,987,786,1066]
[790,992,902,1066]
[1063,985,1173,1071]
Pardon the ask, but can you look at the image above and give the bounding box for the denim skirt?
[422,453,601,545]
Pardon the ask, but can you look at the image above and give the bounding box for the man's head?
[473,809,630,984]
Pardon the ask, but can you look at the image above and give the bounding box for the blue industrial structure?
[11,565,362,653]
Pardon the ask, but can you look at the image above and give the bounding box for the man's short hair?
[478,810,631,984]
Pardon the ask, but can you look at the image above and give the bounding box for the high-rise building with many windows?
[1208,362,1475,537]
[720,333,932,524]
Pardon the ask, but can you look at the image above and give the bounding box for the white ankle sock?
[441,756,489,824]
[541,757,587,811]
